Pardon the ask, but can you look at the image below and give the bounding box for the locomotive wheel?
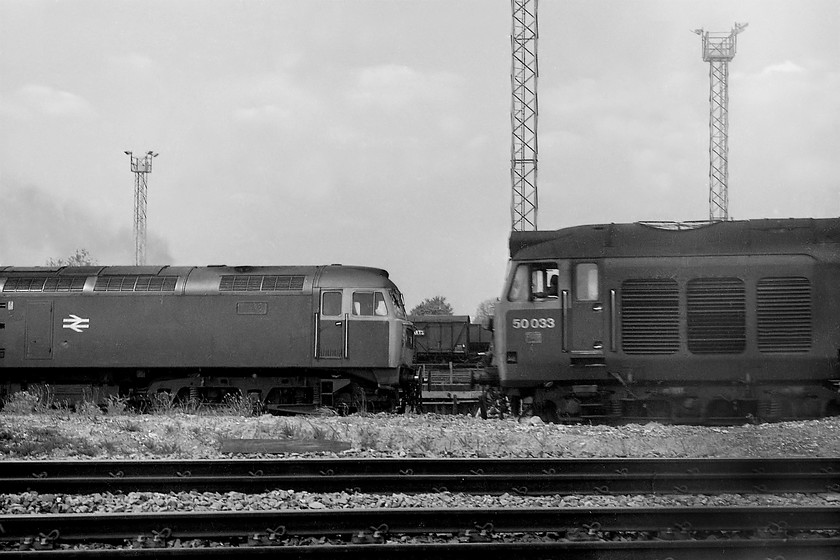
[537,400,559,424]
[509,395,522,417]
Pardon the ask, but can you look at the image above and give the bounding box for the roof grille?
[2,277,86,292]
[620,279,680,354]
[757,277,811,353]
[687,277,746,354]
[94,276,178,292]
[219,275,305,292]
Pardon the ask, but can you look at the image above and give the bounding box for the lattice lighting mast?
[124,150,158,266]
[693,22,747,221]
[511,0,539,231]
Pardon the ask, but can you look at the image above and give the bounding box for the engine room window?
[353,292,388,316]
[575,263,599,301]
[322,291,342,316]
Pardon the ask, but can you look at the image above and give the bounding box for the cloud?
[346,64,462,110]
[233,104,293,123]
[0,85,95,119]
[760,60,806,76]
[20,85,95,117]
[0,185,174,266]
[108,52,154,72]
[227,72,321,126]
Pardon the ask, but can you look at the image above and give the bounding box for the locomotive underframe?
[502,370,840,424]
[0,365,410,415]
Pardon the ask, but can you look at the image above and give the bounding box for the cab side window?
[322,291,342,316]
[353,292,388,316]
[508,263,560,301]
[575,263,599,301]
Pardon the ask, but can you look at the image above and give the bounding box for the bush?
[3,391,43,414]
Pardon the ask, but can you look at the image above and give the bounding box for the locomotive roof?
[510,217,840,260]
[0,264,395,294]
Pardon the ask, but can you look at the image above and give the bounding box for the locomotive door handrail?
[610,289,617,352]
[561,290,569,352]
[344,313,349,359]
[313,312,319,359]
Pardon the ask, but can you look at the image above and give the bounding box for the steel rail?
[0,507,837,558]
[0,506,837,540]
[2,457,838,495]
[0,540,839,559]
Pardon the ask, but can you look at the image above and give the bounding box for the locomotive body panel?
[2,292,314,369]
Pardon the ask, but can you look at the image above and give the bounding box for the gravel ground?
[2,488,838,516]
[2,412,839,520]
[1,412,840,460]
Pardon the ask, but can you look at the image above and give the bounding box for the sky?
[1,0,838,317]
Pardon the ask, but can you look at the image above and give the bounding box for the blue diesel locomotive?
[488,217,840,423]
[0,264,415,413]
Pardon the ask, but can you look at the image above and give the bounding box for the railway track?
[2,457,839,494]
[0,506,837,558]
[2,457,838,557]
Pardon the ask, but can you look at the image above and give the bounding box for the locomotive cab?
[499,260,607,383]
[316,284,414,384]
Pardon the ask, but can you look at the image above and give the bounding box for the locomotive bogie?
[493,218,840,423]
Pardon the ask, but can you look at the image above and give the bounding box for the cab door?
[567,263,604,355]
[317,290,346,359]
[345,291,390,366]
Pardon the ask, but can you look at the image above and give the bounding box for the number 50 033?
[512,317,555,329]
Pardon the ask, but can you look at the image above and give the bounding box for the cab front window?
[390,289,407,319]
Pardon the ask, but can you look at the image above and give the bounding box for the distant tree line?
[47,248,96,267]
[409,295,498,325]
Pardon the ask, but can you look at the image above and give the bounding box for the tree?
[47,248,96,267]
[409,296,454,317]
[474,298,497,325]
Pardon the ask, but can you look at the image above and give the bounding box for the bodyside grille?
[2,277,85,292]
[757,277,811,353]
[620,279,679,354]
[94,276,178,292]
[687,277,746,354]
[219,275,305,292]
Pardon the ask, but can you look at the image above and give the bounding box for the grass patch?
[0,426,100,457]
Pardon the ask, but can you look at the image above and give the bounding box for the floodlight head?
[124,150,132,155]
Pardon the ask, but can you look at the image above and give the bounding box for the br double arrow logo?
[62,314,90,333]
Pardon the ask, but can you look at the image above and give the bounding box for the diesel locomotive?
[0,264,416,413]
[487,217,840,423]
